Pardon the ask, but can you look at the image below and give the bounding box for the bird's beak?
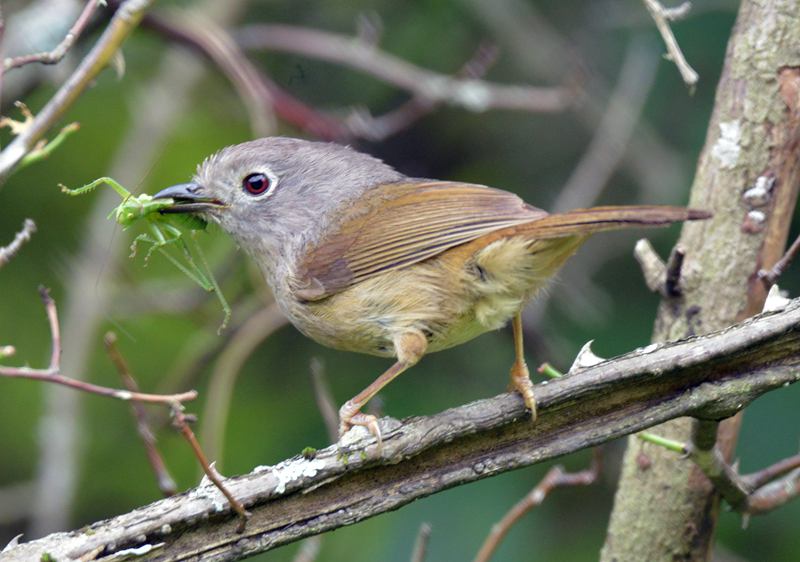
[153,182,225,214]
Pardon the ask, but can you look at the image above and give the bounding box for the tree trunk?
[601,1,800,560]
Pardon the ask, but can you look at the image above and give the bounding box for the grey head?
[154,136,404,282]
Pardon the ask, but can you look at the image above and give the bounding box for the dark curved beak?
[153,182,224,213]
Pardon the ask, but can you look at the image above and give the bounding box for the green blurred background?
[1,1,798,560]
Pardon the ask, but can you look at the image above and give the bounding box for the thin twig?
[634,238,668,293]
[0,0,156,183]
[4,0,102,71]
[346,42,500,140]
[0,218,36,268]
[201,302,287,464]
[664,246,686,297]
[236,24,573,113]
[309,358,339,443]
[473,449,601,562]
[161,10,275,136]
[642,0,699,89]
[742,453,800,490]
[410,523,432,562]
[640,424,800,516]
[0,288,198,405]
[171,404,251,530]
[554,39,658,212]
[759,233,800,287]
[104,332,178,496]
[745,467,800,516]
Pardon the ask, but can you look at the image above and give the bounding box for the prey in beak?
[153,182,225,214]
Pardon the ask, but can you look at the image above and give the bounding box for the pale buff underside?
[283,234,586,358]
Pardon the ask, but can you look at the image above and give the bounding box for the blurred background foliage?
[1,0,799,561]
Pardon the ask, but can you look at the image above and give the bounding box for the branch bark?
[603,1,800,560]
[5,299,800,562]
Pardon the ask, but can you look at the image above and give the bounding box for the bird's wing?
[292,181,548,300]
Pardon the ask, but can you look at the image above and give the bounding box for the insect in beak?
[154,182,225,213]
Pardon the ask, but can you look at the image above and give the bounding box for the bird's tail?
[517,205,710,239]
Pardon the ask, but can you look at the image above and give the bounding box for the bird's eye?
[242,172,271,195]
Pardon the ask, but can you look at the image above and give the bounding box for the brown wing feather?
[293,181,547,300]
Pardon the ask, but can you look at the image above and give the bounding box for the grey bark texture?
[602,1,800,560]
[4,299,800,561]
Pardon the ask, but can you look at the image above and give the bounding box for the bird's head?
[154,136,402,269]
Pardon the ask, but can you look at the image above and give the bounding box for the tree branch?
[235,24,573,113]
[0,0,155,184]
[3,0,101,71]
[641,0,699,89]
[6,298,800,562]
[0,218,35,268]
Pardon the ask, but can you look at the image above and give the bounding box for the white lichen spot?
[115,390,133,400]
[107,543,165,559]
[272,457,326,494]
[187,481,226,513]
[711,120,741,169]
[747,210,766,226]
[743,175,775,207]
[762,284,791,313]
[640,343,660,354]
[453,80,491,112]
[568,340,606,374]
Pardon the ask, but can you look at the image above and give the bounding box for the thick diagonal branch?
[5,298,800,562]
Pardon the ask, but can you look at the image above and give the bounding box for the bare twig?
[4,0,102,71]
[641,0,699,89]
[759,233,800,287]
[309,358,339,443]
[0,0,156,183]
[201,302,287,464]
[171,404,251,530]
[410,523,432,562]
[0,288,198,405]
[0,218,36,268]
[236,24,573,113]
[554,39,657,212]
[473,449,601,562]
[104,332,178,497]
[664,246,686,297]
[346,42,500,141]
[640,422,800,517]
[634,238,668,293]
[741,453,800,490]
[746,467,800,516]
[159,10,275,136]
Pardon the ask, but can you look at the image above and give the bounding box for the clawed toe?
[510,361,538,422]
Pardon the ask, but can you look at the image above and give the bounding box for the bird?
[154,136,709,442]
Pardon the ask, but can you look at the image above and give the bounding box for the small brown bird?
[155,137,708,440]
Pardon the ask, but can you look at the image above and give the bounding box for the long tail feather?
[518,205,710,239]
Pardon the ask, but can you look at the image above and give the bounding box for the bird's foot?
[339,401,382,451]
[510,361,538,422]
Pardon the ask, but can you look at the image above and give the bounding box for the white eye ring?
[241,169,279,197]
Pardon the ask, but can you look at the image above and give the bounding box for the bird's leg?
[339,330,427,445]
[510,311,537,422]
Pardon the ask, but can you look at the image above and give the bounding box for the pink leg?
[339,330,428,444]
[510,312,537,422]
